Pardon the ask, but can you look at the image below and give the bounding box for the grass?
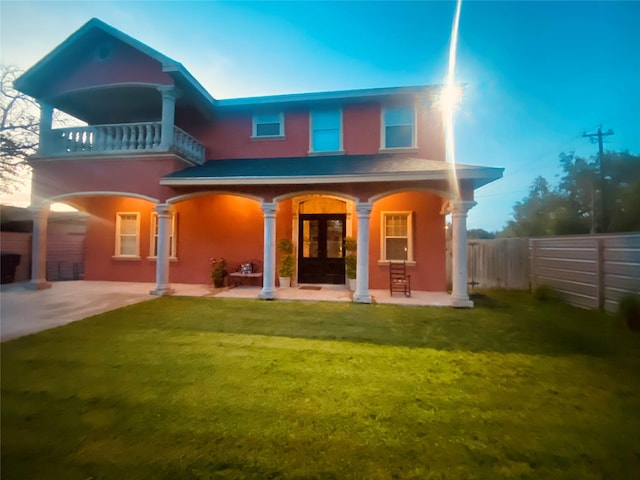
[2,290,640,479]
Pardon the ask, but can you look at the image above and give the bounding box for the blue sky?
[1,0,638,231]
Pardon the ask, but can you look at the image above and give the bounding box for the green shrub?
[277,239,295,278]
[210,258,227,288]
[618,294,640,331]
[344,237,357,279]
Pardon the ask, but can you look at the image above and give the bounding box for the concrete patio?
[0,280,452,342]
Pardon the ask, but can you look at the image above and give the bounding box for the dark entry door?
[298,214,346,284]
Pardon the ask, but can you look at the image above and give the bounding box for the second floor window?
[310,109,342,153]
[253,113,284,138]
[382,105,416,149]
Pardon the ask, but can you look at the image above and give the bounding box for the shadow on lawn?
[149,292,640,358]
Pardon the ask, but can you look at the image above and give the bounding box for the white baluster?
[145,124,153,149]
[137,125,145,149]
[153,123,161,148]
[106,126,114,150]
[118,126,124,150]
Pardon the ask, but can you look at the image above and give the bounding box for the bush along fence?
[447,233,640,312]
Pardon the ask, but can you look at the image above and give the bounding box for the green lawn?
[2,291,639,479]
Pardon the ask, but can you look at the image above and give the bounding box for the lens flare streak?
[444,0,463,201]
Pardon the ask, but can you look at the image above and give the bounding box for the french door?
[298,214,346,284]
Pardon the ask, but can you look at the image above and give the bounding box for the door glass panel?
[326,219,343,258]
[303,220,319,258]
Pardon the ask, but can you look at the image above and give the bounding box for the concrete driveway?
[0,281,212,342]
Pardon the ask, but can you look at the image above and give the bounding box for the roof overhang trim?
[160,167,504,189]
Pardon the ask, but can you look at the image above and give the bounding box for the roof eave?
[215,84,443,109]
[160,167,504,187]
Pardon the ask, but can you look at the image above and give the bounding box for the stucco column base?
[258,288,277,300]
[450,296,474,308]
[28,280,52,290]
[150,287,175,296]
[353,293,372,304]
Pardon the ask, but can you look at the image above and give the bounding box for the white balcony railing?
[47,122,205,165]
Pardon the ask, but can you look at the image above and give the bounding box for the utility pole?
[583,126,614,233]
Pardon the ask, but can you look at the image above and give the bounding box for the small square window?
[253,113,284,138]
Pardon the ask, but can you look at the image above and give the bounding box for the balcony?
[42,122,205,165]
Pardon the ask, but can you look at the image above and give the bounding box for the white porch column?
[38,101,53,155]
[29,205,51,290]
[450,200,477,308]
[151,203,174,296]
[259,202,277,300]
[353,202,373,303]
[158,85,176,150]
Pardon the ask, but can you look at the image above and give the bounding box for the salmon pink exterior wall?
[83,197,156,282]
[343,103,381,154]
[170,195,264,284]
[193,101,445,161]
[369,191,446,291]
[198,110,310,159]
[44,40,171,99]
[32,157,186,203]
[82,194,265,284]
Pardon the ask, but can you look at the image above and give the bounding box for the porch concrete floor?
[0,281,451,342]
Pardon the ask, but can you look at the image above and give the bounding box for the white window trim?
[379,104,418,151]
[114,212,141,259]
[308,108,345,155]
[380,211,414,262]
[251,112,285,139]
[148,212,178,260]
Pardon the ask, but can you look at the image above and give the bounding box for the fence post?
[596,238,605,311]
[529,238,536,292]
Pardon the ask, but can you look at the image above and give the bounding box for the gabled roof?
[14,18,442,116]
[14,18,216,117]
[161,154,504,190]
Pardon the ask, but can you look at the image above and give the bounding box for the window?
[150,212,178,258]
[381,212,413,261]
[115,212,140,258]
[310,109,342,153]
[252,113,284,138]
[382,105,416,149]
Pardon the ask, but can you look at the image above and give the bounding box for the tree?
[467,228,496,239]
[500,151,640,237]
[1,65,39,194]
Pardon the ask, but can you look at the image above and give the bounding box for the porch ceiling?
[52,87,208,125]
[160,154,504,190]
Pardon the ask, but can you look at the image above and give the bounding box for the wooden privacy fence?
[448,234,640,312]
[531,234,640,312]
[446,238,530,290]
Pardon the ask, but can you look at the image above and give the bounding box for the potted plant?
[210,257,227,288]
[277,238,294,288]
[344,236,357,291]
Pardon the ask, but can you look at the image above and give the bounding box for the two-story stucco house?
[14,18,502,307]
